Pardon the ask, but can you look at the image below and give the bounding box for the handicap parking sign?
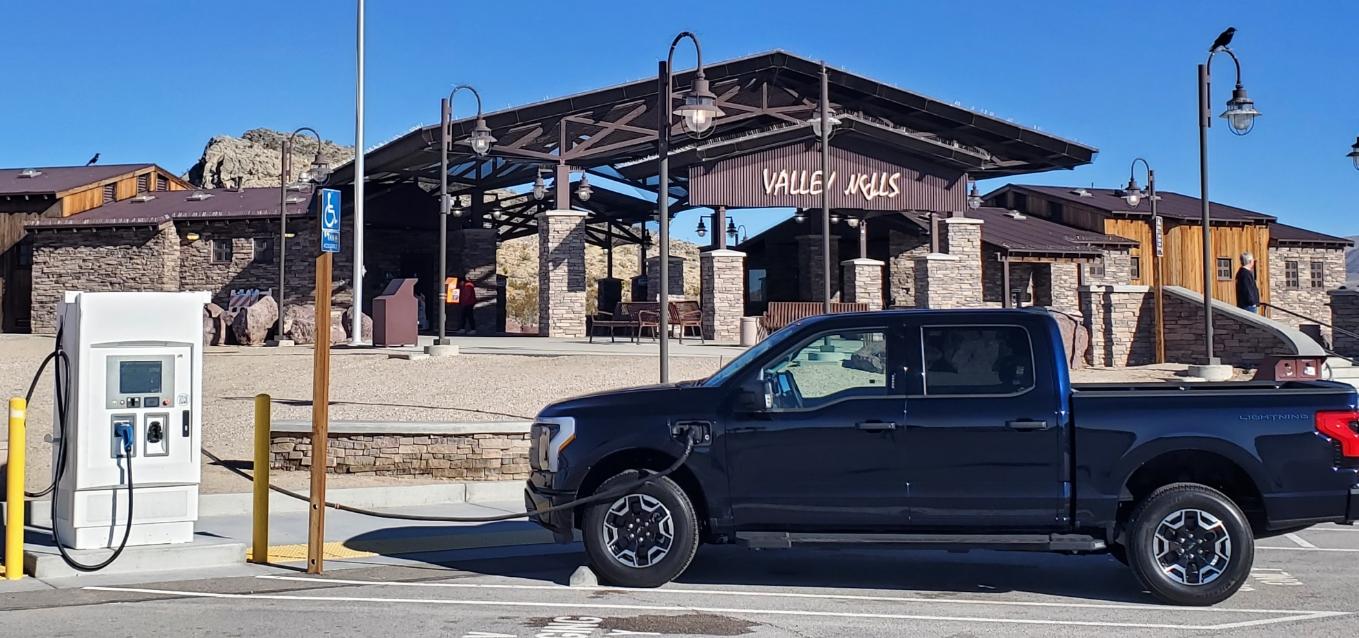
[319,188,341,253]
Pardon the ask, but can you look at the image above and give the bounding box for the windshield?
[701,318,809,387]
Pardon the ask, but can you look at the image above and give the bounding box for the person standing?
[456,276,477,334]
[1235,252,1260,314]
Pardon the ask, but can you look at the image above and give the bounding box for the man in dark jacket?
[1235,252,1260,313]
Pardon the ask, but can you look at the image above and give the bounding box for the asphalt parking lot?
[3,523,1356,637]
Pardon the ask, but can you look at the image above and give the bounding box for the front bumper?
[525,484,576,544]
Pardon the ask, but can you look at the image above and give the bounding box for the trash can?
[740,316,760,347]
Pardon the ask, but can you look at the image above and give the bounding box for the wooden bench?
[758,301,871,336]
[589,301,660,343]
[670,300,703,343]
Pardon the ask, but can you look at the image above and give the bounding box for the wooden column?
[307,252,332,574]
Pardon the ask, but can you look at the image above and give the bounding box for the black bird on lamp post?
[1210,27,1236,52]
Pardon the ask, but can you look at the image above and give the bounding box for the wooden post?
[251,393,271,565]
[307,252,332,574]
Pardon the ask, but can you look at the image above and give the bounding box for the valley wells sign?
[688,143,965,211]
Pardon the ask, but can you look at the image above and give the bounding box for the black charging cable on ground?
[24,329,139,572]
[202,428,701,523]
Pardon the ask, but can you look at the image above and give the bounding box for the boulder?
[1044,309,1089,369]
[203,302,228,346]
[231,295,278,346]
[341,306,373,342]
[286,304,346,345]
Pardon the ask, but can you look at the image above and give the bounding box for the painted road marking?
[255,574,1333,616]
[246,530,554,563]
[1285,533,1318,549]
[1258,546,1359,553]
[81,585,1351,631]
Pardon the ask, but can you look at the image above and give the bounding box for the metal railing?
[1260,302,1358,372]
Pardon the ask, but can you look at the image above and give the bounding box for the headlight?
[529,416,575,472]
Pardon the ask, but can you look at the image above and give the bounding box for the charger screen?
[119,361,162,394]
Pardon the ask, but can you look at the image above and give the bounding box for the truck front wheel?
[582,471,700,588]
[1126,483,1254,606]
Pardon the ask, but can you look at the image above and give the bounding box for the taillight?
[1316,410,1359,458]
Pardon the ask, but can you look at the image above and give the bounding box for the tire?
[582,470,700,588]
[1125,483,1254,606]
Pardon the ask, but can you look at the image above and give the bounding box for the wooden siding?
[1161,221,1271,305]
[59,167,189,216]
[992,189,1109,233]
[1103,218,1154,285]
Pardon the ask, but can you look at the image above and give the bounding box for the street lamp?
[532,170,548,200]
[967,181,983,210]
[727,220,748,245]
[1347,137,1359,171]
[1195,31,1260,372]
[695,217,707,238]
[575,174,592,202]
[816,60,838,314]
[656,31,722,383]
[1122,157,1165,363]
[276,127,331,345]
[432,84,494,352]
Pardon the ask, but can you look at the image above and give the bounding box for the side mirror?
[735,378,772,413]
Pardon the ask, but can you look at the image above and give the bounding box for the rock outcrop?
[185,129,354,189]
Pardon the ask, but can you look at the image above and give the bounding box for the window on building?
[211,239,232,264]
[762,329,888,410]
[1284,260,1300,289]
[1012,192,1028,212]
[1216,258,1233,281]
[1130,256,1141,280]
[102,183,116,203]
[1085,258,1106,279]
[748,268,767,303]
[923,325,1035,396]
[136,174,150,193]
[1047,200,1063,218]
[253,237,276,264]
[1310,260,1325,289]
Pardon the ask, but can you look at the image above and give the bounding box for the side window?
[922,325,1034,396]
[762,328,888,410]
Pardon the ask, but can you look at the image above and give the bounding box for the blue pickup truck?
[526,309,1359,605]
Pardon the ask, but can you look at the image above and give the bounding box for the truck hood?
[536,380,708,418]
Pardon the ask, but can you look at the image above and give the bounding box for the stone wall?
[29,223,180,334]
[1268,245,1345,343]
[460,227,498,334]
[888,229,929,307]
[842,258,884,310]
[1330,290,1359,358]
[1162,286,1306,368]
[1049,263,1081,316]
[981,246,1039,307]
[796,234,840,302]
[271,430,531,480]
[645,255,687,301]
[1079,285,1156,367]
[178,218,281,308]
[537,210,587,337]
[700,249,744,342]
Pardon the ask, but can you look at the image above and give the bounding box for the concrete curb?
[269,420,532,435]
[24,539,246,580]
[21,480,525,526]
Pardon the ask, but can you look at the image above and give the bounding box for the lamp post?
[727,219,748,246]
[1121,158,1165,363]
[429,85,495,353]
[1196,33,1260,369]
[816,61,837,314]
[1347,137,1359,170]
[276,127,331,345]
[657,31,722,383]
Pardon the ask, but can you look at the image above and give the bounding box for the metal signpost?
[309,188,341,574]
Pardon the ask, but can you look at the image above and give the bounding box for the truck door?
[901,320,1068,531]
[723,323,911,532]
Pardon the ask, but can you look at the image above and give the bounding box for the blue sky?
[2,1,1356,242]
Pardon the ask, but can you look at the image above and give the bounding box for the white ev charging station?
[52,291,208,550]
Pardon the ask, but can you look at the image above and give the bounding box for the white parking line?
[1286,533,1319,549]
[81,586,1349,631]
[254,574,1333,615]
[1259,546,1359,553]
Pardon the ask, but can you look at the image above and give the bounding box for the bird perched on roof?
[1209,27,1236,52]
[85,153,100,166]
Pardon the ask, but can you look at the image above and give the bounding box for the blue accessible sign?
[319,188,341,253]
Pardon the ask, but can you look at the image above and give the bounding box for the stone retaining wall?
[270,430,531,480]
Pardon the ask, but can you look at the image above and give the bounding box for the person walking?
[456,276,477,334]
[1235,252,1260,314]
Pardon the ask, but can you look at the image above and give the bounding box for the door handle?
[856,420,898,432]
[1007,419,1049,431]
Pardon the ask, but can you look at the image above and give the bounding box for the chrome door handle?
[1006,420,1049,431]
[856,420,898,432]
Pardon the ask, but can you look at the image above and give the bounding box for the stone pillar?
[796,234,839,301]
[1047,263,1081,316]
[913,253,959,309]
[1080,285,1155,367]
[842,258,885,310]
[940,215,983,283]
[646,255,686,301]
[460,227,497,335]
[913,215,984,309]
[537,209,587,337]
[888,229,929,308]
[700,249,745,343]
[1330,290,1359,358]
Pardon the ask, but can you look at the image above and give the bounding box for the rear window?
[922,325,1035,395]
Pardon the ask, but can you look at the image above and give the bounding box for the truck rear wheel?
[582,470,700,588]
[1126,483,1254,606]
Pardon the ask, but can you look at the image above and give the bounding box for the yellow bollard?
[5,397,26,580]
[251,393,271,564]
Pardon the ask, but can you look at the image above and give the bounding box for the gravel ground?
[1,334,1187,494]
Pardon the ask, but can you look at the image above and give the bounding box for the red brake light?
[1316,410,1359,458]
